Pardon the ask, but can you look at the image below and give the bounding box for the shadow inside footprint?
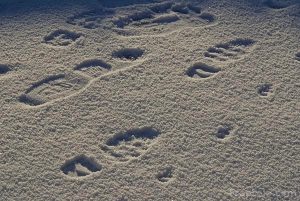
[263,0,289,9]
[152,14,180,24]
[216,126,231,139]
[157,167,174,183]
[61,155,102,177]
[74,59,112,78]
[171,3,190,14]
[112,48,144,60]
[187,3,202,13]
[199,13,216,23]
[186,63,220,79]
[258,83,273,97]
[295,52,300,61]
[0,64,10,75]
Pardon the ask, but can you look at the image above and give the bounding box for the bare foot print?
[67,1,216,36]
[43,29,83,47]
[101,127,160,162]
[112,1,217,36]
[204,38,256,63]
[66,9,115,29]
